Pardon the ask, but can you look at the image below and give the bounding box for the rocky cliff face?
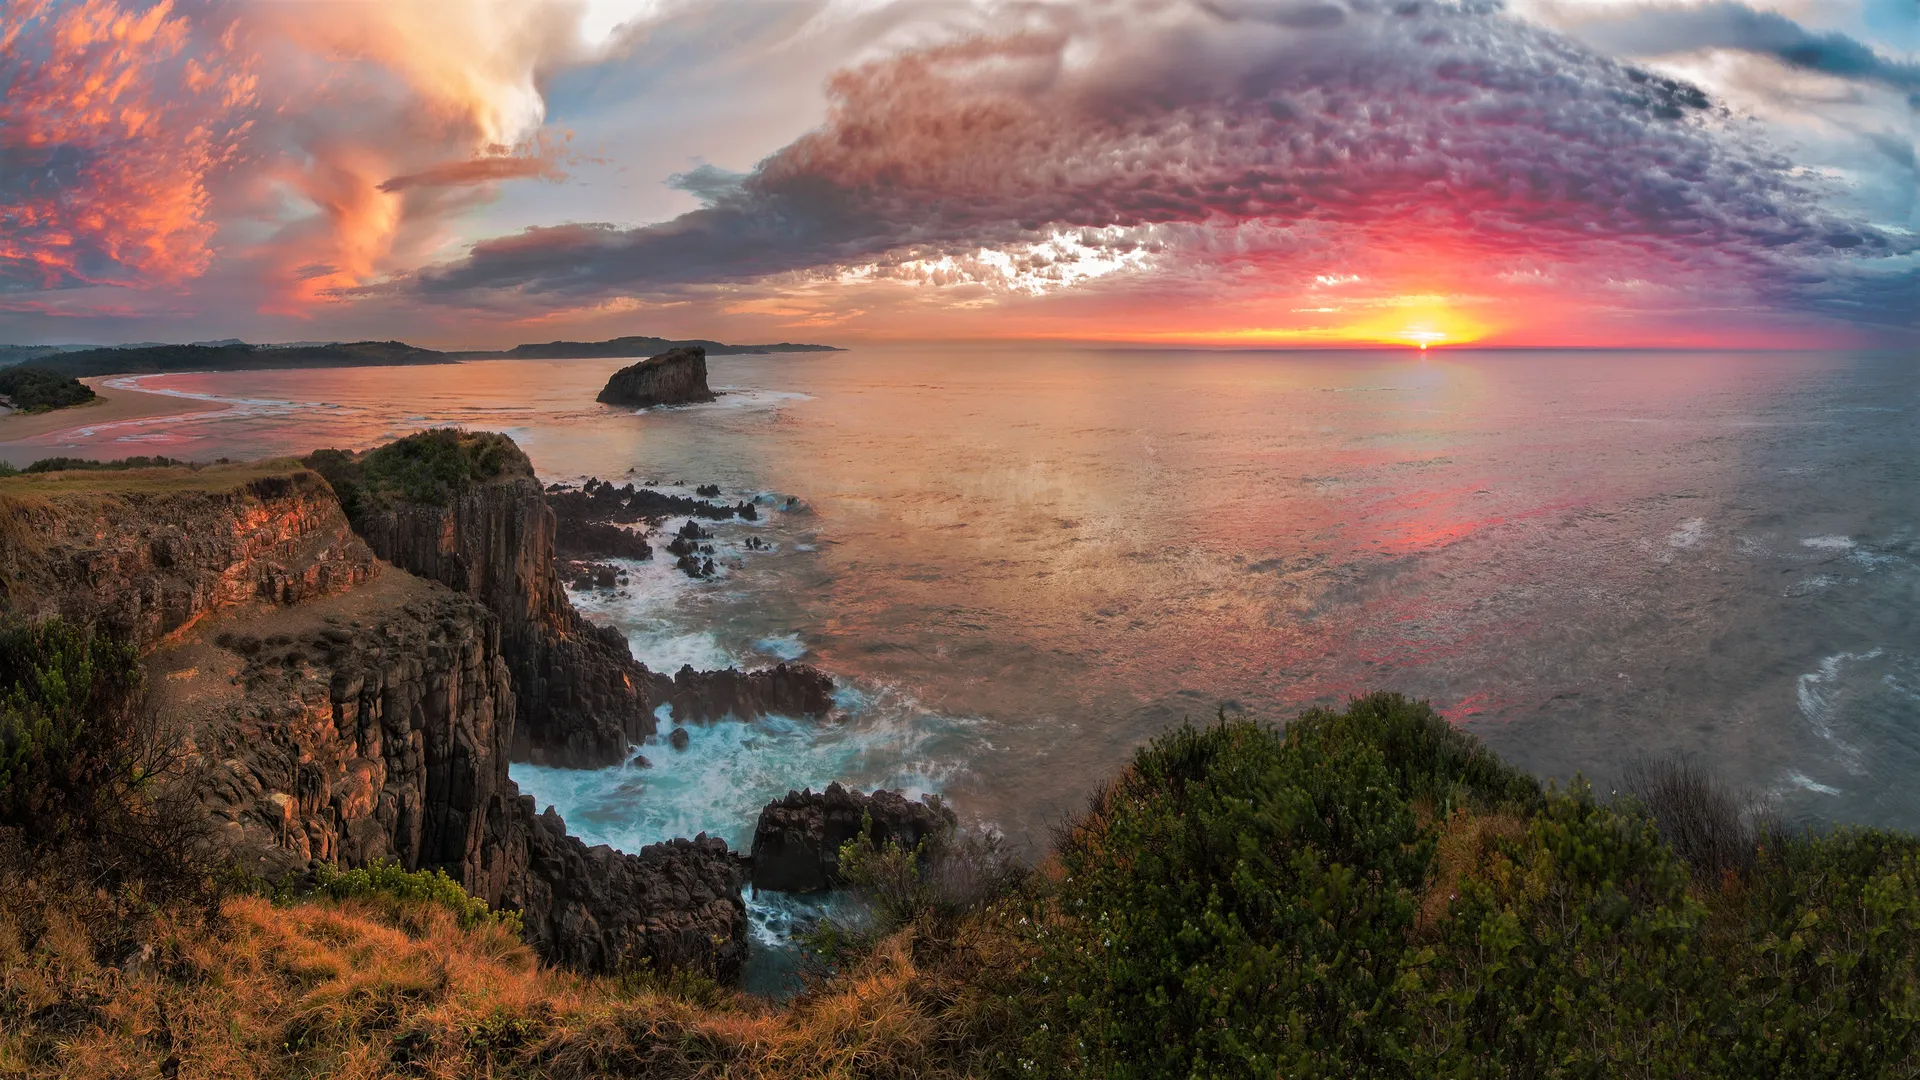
[0,464,746,980]
[0,466,374,649]
[595,346,716,408]
[343,446,834,769]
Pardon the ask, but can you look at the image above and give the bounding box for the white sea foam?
[1786,771,1842,796]
[1796,648,1882,772]
[1668,518,1706,549]
[1800,535,1856,551]
[511,704,972,852]
[754,634,809,662]
[627,388,812,415]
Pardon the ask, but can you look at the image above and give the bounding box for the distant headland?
[2,335,843,379]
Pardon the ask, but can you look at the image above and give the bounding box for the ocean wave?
[510,702,976,853]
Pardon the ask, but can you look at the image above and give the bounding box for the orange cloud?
[0,0,255,288]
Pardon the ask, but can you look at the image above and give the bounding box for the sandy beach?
[0,376,223,464]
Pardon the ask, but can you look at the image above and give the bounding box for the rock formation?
[0,461,746,980]
[750,783,957,894]
[329,437,834,770]
[595,346,716,408]
[0,467,375,648]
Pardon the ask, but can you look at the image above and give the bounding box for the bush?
[1619,752,1771,882]
[310,861,523,935]
[304,428,531,517]
[1026,708,1435,1077]
[0,367,93,412]
[17,455,198,473]
[0,617,209,898]
[833,819,1027,945]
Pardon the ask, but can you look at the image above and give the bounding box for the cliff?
[0,461,746,979]
[596,346,716,408]
[308,430,835,770]
[0,463,376,648]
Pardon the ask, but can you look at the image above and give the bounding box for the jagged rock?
[337,449,837,767]
[595,346,717,409]
[695,484,720,497]
[668,727,690,751]
[519,804,747,978]
[750,782,957,894]
[667,662,835,725]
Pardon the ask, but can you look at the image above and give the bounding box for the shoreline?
[0,375,224,464]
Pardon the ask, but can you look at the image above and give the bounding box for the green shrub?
[311,860,523,935]
[304,429,530,517]
[0,617,210,901]
[0,366,94,412]
[1021,706,1433,1078]
[0,617,145,831]
[996,694,1920,1079]
[18,455,198,473]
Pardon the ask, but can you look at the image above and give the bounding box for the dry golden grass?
[0,870,1025,1080]
[0,459,313,497]
[1415,807,1526,933]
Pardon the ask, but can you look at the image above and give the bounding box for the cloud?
[0,0,600,315]
[1544,1,1920,94]
[401,0,1913,330]
[379,154,563,193]
[0,0,256,290]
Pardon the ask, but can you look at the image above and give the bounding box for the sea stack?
[596,345,717,408]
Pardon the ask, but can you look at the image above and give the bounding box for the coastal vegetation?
[5,649,1919,1078]
[304,428,531,517]
[0,367,94,413]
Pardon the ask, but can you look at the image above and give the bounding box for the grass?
[0,862,1027,1079]
[0,458,316,497]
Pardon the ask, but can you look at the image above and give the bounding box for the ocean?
[13,345,1917,856]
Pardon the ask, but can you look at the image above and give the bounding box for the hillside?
[456,336,843,360]
[0,367,94,413]
[16,335,841,377]
[30,340,449,378]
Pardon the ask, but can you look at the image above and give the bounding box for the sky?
[0,0,1914,349]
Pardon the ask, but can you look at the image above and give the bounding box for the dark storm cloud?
[400,0,1912,326]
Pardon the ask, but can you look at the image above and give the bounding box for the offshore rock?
[595,346,716,409]
[750,782,957,894]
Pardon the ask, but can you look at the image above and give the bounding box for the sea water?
[11,346,1917,894]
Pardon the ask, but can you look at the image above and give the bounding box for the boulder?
[596,346,717,408]
[750,783,957,894]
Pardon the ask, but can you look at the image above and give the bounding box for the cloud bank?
[404,0,1915,333]
[0,0,1912,343]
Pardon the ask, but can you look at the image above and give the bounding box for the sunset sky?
[0,0,1914,349]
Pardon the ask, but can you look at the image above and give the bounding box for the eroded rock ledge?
[750,783,957,894]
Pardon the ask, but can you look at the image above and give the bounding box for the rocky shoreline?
[0,433,870,983]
